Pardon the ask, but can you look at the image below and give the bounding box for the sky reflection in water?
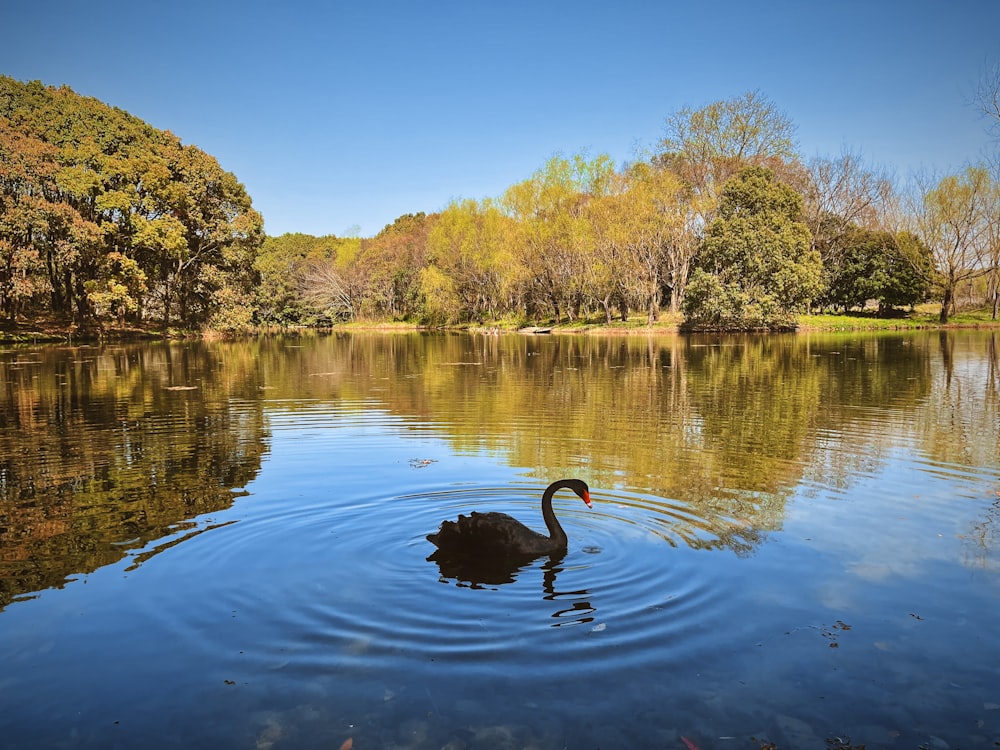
[0,331,998,749]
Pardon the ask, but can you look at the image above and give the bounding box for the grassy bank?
[3,307,999,345]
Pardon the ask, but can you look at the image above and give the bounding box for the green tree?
[502,153,613,322]
[0,76,263,329]
[164,143,263,327]
[657,90,799,207]
[425,199,521,322]
[358,213,433,320]
[818,225,932,312]
[255,233,341,325]
[683,166,820,330]
[919,166,998,323]
[85,251,147,324]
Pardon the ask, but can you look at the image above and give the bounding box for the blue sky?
[3,0,999,238]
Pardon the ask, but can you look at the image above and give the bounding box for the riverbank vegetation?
[2,77,999,337]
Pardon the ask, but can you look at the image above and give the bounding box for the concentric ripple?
[137,482,746,683]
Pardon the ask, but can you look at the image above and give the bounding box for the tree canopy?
[3,80,997,332]
[683,166,821,330]
[0,76,263,330]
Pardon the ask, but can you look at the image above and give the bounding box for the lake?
[1,330,998,749]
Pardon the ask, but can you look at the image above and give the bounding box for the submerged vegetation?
[2,78,999,336]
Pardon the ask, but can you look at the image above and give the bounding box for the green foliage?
[426,199,522,321]
[85,251,147,324]
[419,264,461,323]
[0,75,263,328]
[9,78,987,335]
[254,233,344,325]
[919,166,999,323]
[684,166,820,330]
[658,90,798,205]
[207,286,256,332]
[819,226,933,312]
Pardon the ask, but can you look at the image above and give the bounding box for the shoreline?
[2,314,999,345]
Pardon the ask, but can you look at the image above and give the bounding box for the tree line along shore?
[2,76,999,340]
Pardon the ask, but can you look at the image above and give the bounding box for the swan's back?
[426,511,558,557]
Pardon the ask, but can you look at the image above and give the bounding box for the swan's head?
[559,478,592,508]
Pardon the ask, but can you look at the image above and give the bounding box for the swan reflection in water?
[426,479,596,624]
[427,550,596,625]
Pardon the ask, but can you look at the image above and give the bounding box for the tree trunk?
[939,286,952,324]
[73,276,89,325]
[647,290,661,324]
[600,296,613,324]
[163,280,172,327]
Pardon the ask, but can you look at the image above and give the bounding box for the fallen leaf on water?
[340,738,353,750]
[681,736,700,750]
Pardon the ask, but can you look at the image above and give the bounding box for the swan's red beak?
[582,490,592,508]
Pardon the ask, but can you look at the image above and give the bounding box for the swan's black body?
[426,479,591,558]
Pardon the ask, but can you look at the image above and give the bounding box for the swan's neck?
[541,485,567,544]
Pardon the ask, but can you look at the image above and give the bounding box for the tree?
[804,150,896,245]
[918,166,999,322]
[85,251,146,324]
[425,199,521,322]
[683,166,820,330]
[0,118,60,320]
[818,225,932,313]
[972,59,1000,319]
[587,163,692,323]
[975,58,1000,146]
[888,231,936,311]
[295,236,364,322]
[163,143,263,327]
[359,213,432,320]
[0,76,264,329]
[502,153,613,322]
[254,232,342,325]
[657,90,799,206]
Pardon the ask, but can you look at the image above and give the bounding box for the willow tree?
[919,166,999,323]
[683,166,820,330]
[585,174,635,323]
[502,153,613,321]
[587,163,691,323]
[425,199,521,322]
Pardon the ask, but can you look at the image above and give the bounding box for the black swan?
[426,479,591,558]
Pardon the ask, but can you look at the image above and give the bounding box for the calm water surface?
[1,331,998,749]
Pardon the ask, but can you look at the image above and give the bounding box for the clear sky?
[3,0,999,238]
